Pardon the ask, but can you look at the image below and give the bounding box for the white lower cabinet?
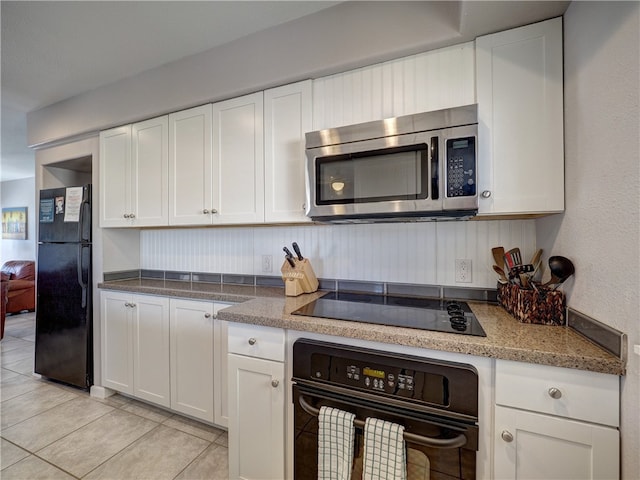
[228,323,285,480]
[101,291,170,406]
[101,291,233,424]
[170,298,217,422]
[493,359,619,480]
[494,406,619,480]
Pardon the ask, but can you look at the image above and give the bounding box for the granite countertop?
[98,279,625,376]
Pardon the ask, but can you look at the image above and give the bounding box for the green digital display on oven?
[363,367,385,379]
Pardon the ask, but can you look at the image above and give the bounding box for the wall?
[0,178,36,263]
[537,2,639,477]
[141,220,536,288]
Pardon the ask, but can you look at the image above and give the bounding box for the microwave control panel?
[446,136,476,198]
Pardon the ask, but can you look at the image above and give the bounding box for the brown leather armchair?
[1,260,36,314]
[1,271,8,340]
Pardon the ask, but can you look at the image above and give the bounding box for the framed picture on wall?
[2,207,28,240]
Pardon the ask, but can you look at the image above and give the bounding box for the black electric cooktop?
[292,291,486,337]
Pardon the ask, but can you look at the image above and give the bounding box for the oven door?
[293,382,478,480]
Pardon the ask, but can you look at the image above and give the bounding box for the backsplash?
[140,219,536,288]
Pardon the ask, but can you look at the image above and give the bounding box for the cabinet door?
[131,116,169,226]
[99,125,132,227]
[476,18,564,216]
[132,295,170,407]
[264,80,312,223]
[100,291,133,393]
[228,354,285,480]
[170,299,215,422]
[169,104,214,226]
[213,93,264,224]
[494,406,619,480]
[213,303,233,428]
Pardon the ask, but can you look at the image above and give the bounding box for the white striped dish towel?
[362,417,407,480]
[318,406,356,480]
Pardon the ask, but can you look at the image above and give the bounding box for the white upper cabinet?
[476,17,564,216]
[212,92,265,224]
[100,126,131,227]
[131,117,169,226]
[264,80,312,223]
[312,42,475,129]
[100,116,168,227]
[169,104,215,226]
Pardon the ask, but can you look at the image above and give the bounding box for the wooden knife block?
[281,258,319,297]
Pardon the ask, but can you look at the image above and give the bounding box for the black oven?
[292,339,479,480]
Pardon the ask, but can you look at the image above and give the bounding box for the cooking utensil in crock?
[542,255,575,287]
[492,247,505,270]
[492,265,508,283]
[504,248,522,270]
[529,248,543,279]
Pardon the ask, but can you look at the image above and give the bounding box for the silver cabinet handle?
[548,387,562,399]
[124,302,130,307]
[129,303,136,308]
[481,190,492,199]
[203,209,209,214]
[211,209,218,214]
[271,379,279,388]
[124,214,130,218]
[129,213,135,218]
[204,313,211,318]
[248,338,257,346]
[501,430,514,443]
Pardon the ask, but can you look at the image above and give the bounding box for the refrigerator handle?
[77,244,88,308]
[79,192,91,243]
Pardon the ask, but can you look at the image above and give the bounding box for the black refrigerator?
[35,185,93,389]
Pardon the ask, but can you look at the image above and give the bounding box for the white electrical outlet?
[455,259,472,283]
[261,255,273,273]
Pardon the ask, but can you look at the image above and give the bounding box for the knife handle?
[292,242,303,260]
[285,254,296,268]
[283,246,294,258]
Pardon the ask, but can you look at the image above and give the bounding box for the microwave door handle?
[298,394,467,449]
[430,136,439,200]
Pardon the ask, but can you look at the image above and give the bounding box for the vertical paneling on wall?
[140,220,535,288]
[312,42,476,129]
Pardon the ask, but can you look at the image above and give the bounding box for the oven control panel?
[310,353,446,405]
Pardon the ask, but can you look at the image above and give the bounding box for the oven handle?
[298,394,468,449]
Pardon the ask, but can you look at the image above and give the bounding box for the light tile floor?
[1,312,229,479]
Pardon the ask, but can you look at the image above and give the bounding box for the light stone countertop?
[99,279,625,376]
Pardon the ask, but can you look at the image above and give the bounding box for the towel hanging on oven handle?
[298,395,467,449]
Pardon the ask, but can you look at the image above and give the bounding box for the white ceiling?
[0,1,569,183]
[0,1,339,182]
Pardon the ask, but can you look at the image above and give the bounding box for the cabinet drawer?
[228,323,284,362]
[495,359,619,427]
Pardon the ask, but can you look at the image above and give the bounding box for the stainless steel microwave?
[304,104,478,222]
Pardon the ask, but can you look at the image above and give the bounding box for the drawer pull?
[204,313,212,318]
[203,209,209,214]
[248,338,257,346]
[481,190,492,199]
[501,430,514,443]
[548,387,562,399]
[271,379,279,388]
